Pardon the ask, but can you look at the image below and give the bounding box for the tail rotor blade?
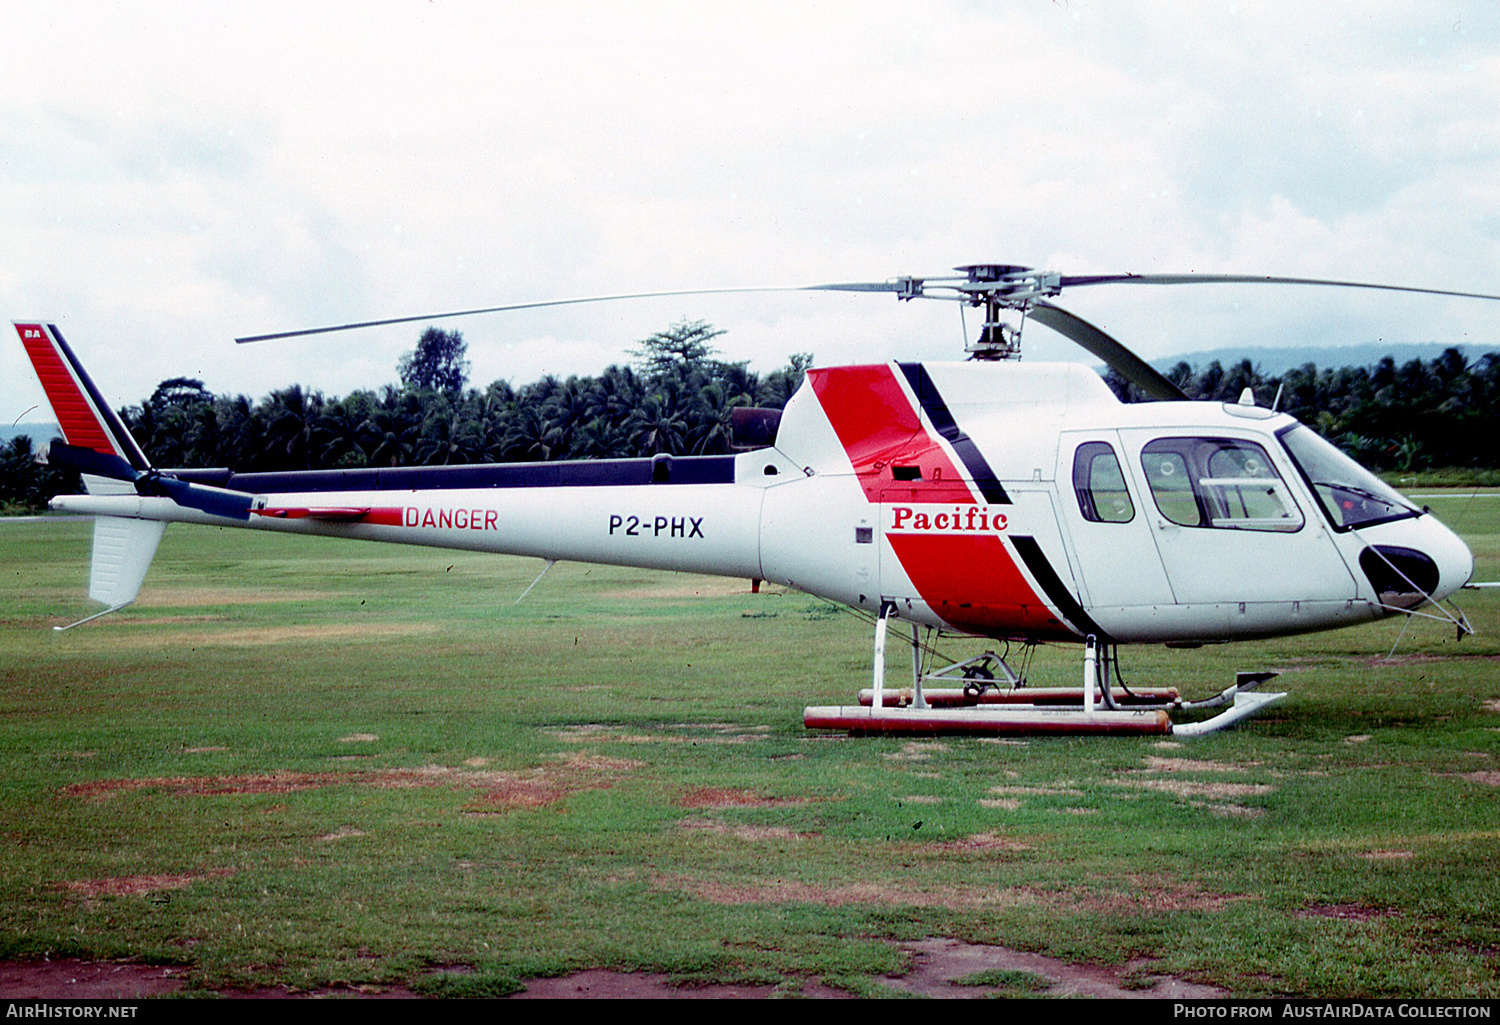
[47,441,140,482]
[149,477,253,521]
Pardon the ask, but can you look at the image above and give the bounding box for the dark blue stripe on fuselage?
[1010,535,1111,643]
[205,454,739,495]
[897,363,1010,504]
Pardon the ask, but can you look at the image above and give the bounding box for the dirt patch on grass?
[462,753,642,811]
[882,741,950,762]
[57,868,235,899]
[64,755,642,811]
[1140,756,1257,773]
[602,576,746,600]
[1360,654,1500,667]
[1073,876,1254,915]
[654,873,1042,910]
[924,831,1035,854]
[134,587,342,607]
[0,939,1226,1000]
[0,960,187,999]
[510,937,1228,998]
[986,783,1084,797]
[1109,778,1274,800]
[546,723,772,745]
[884,937,1227,999]
[1192,801,1266,818]
[678,817,815,841]
[99,623,440,648]
[508,968,850,999]
[1297,903,1399,922]
[66,770,354,799]
[655,871,1247,917]
[1461,771,1500,787]
[680,787,810,808]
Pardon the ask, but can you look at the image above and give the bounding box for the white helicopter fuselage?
[50,358,1473,648]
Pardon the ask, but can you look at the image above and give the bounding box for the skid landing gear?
[802,606,1286,737]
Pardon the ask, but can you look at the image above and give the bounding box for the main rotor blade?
[1058,273,1500,303]
[235,284,889,343]
[1028,301,1187,402]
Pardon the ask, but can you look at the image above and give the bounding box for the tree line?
[1103,346,1500,471]
[0,321,811,511]
[3,324,1498,513]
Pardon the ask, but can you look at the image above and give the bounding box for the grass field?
[1,494,1498,998]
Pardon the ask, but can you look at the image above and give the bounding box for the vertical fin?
[14,322,149,496]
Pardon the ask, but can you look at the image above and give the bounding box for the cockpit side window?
[1072,442,1135,523]
[1141,437,1304,532]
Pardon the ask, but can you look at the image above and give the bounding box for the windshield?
[1276,424,1420,531]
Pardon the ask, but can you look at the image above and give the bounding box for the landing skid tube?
[802,606,1286,737]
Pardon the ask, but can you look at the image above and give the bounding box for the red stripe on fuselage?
[886,533,1072,640]
[15,324,116,455]
[807,364,1067,638]
[252,506,405,526]
[807,364,970,503]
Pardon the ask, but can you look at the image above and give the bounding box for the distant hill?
[1144,342,1498,377]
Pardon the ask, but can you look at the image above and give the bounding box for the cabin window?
[1140,438,1303,532]
[1072,442,1134,523]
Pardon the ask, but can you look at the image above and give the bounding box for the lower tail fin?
[55,516,169,631]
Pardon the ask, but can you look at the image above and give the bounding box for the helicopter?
[15,264,1499,737]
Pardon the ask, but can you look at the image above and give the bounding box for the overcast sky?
[5,0,1500,425]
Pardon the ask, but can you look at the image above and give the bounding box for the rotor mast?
[893,265,1062,360]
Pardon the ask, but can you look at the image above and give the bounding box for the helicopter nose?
[1356,514,1473,609]
[1424,515,1476,602]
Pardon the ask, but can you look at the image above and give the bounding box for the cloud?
[4,1,1499,423]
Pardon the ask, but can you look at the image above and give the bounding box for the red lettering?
[485,510,497,531]
[454,509,468,529]
[893,507,912,529]
[934,513,949,529]
[471,508,483,529]
[405,507,418,527]
[422,509,435,528]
